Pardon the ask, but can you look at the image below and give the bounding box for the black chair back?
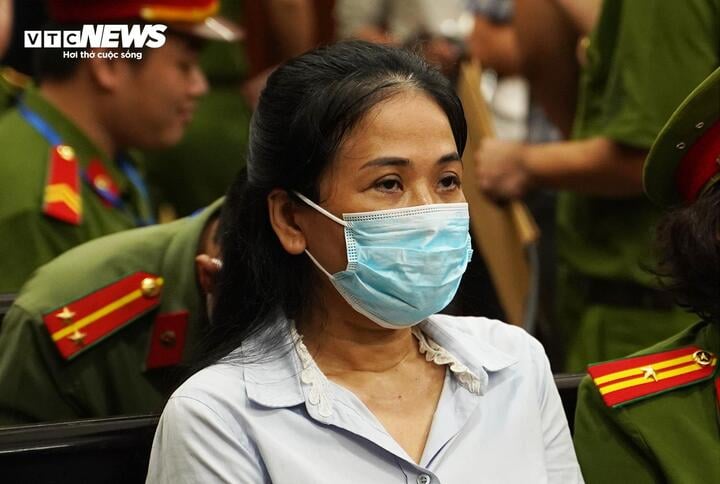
[0,415,158,484]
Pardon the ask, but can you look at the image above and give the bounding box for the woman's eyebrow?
[360,157,410,169]
[439,152,462,164]
[361,152,461,170]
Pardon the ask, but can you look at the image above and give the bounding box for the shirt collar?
[243,314,519,412]
[242,320,307,409]
[420,316,519,377]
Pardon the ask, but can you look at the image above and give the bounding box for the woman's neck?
[297,292,419,375]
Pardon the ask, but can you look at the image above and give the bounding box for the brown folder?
[457,61,540,325]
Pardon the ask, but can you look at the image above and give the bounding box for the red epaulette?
[588,346,717,408]
[85,159,120,207]
[43,144,82,225]
[43,272,164,360]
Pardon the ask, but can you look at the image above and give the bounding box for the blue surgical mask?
[294,192,473,329]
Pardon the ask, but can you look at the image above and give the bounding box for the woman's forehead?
[336,91,456,164]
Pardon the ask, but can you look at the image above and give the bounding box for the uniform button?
[417,474,432,484]
[94,175,111,191]
[159,330,177,348]
[692,349,713,366]
[140,277,164,298]
[56,145,75,161]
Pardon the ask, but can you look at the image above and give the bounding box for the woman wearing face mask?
[146,41,582,483]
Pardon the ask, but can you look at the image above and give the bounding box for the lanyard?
[19,103,155,226]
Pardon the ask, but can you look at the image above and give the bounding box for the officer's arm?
[573,378,660,484]
[520,137,646,197]
[0,305,82,424]
[475,137,646,201]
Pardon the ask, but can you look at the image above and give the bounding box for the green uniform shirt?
[557,0,720,370]
[573,320,720,483]
[0,87,154,294]
[0,200,221,424]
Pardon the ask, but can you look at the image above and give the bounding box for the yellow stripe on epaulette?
[45,184,82,214]
[588,346,717,407]
[43,145,82,225]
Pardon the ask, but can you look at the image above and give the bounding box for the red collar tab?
[676,119,720,203]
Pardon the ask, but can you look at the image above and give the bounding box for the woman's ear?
[267,189,307,255]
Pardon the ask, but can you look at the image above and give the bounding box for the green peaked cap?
[644,67,720,207]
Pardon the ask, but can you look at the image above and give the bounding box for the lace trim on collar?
[291,325,334,417]
[411,327,483,395]
[289,323,483,418]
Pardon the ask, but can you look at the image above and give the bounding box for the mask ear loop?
[293,191,348,227]
[303,249,333,278]
[292,191,347,278]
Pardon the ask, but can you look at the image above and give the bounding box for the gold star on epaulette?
[68,330,87,346]
[56,306,76,324]
[641,366,657,382]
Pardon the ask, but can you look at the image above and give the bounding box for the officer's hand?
[474,139,532,201]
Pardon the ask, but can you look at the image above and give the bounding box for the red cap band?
[48,0,217,23]
[676,120,720,203]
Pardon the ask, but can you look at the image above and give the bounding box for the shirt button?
[417,474,432,484]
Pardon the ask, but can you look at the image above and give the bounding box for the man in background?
[0,0,240,294]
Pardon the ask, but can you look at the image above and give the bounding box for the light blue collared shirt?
[147,315,583,483]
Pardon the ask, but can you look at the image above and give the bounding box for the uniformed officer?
[474,0,718,370]
[0,0,240,294]
[573,67,720,483]
[144,0,250,218]
[0,199,223,424]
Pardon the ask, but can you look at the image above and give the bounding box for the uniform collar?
[21,87,130,193]
[243,315,519,413]
[161,198,224,363]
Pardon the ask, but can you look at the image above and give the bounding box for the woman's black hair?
[654,184,720,324]
[201,40,467,366]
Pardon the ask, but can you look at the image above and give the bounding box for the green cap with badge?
[643,67,720,207]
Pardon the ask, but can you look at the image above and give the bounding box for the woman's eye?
[439,174,460,190]
[375,178,403,192]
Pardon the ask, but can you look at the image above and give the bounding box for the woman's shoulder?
[428,314,540,347]
[426,314,546,363]
[167,344,302,420]
[167,361,251,418]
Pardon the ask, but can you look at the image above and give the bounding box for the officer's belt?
[586,277,676,311]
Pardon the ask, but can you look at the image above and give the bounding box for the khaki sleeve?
[0,305,82,424]
[573,0,720,147]
[573,377,659,484]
